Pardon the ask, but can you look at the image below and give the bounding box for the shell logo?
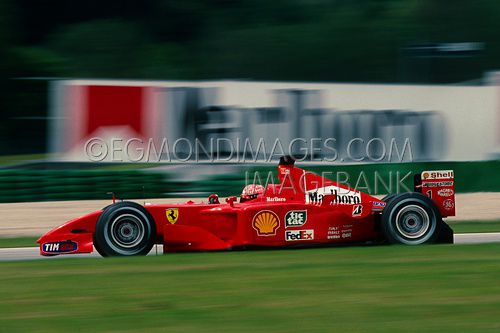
[252,210,280,236]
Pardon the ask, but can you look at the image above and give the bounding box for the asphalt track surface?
[1,233,500,262]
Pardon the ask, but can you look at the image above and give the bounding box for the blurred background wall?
[50,79,497,162]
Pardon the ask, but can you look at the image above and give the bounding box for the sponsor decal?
[278,166,290,175]
[285,210,307,228]
[372,201,386,211]
[438,188,454,197]
[306,186,361,204]
[443,199,455,210]
[327,226,340,239]
[341,232,352,238]
[42,241,78,253]
[166,208,179,224]
[253,210,280,236]
[422,181,454,187]
[285,229,314,241]
[352,204,363,216]
[327,225,353,239]
[266,197,286,202]
[422,170,454,180]
[341,225,353,238]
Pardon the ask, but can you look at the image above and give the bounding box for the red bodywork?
[37,162,455,256]
[415,170,456,217]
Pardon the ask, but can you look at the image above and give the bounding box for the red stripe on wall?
[86,85,144,136]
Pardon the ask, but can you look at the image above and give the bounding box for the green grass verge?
[1,244,500,332]
[448,220,500,234]
[0,237,38,248]
[0,153,46,166]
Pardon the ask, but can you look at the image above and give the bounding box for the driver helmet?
[240,184,265,203]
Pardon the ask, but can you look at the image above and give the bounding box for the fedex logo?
[285,229,314,241]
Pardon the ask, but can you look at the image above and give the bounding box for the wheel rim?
[110,214,145,248]
[395,205,430,239]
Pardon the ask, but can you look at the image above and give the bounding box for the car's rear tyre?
[382,194,397,204]
[381,192,442,245]
[94,202,156,256]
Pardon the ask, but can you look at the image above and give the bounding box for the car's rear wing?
[414,170,455,217]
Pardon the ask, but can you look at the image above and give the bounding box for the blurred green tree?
[1,0,500,154]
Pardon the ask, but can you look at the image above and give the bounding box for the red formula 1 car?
[38,157,455,256]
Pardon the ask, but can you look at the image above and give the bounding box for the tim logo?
[42,241,77,253]
[44,243,59,252]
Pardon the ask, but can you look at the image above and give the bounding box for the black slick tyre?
[94,202,156,256]
[381,192,442,245]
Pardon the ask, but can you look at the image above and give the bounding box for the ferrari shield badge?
[166,208,179,224]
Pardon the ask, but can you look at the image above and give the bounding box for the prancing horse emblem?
[166,208,179,224]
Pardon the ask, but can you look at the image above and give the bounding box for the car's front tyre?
[94,202,156,256]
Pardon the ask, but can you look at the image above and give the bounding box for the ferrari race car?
[38,157,455,257]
